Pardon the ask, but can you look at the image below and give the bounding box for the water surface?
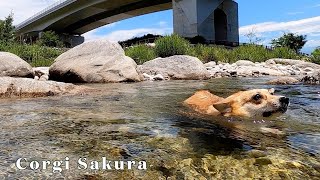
[0,77,319,179]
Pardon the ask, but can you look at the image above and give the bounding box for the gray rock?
[301,70,320,85]
[142,73,165,81]
[49,40,141,83]
[236,66,286,76]
[267,77,299,85]
[265,59,276,65]
[235,60,255,66]
[0,77,94,98]
[33,67,50,79]
[268,58,320,69]
[137,55,210,80]
[39,75,49,81]
[0,52,34,78]
[204,61,216,67]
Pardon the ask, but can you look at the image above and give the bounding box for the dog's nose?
[280,97,289,104]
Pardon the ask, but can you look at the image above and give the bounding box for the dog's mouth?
[262,106,288,118]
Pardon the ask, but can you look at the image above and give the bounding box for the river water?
[0,77,319,179]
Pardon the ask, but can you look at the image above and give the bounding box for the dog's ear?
[268,88,275,94]
[212,99,232,113]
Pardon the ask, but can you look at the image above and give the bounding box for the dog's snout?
[279,97,289,104]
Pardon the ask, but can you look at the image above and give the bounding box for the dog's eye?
[270,92,274,95]
[253,94,262,101]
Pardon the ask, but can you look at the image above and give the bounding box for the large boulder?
[49,40,141,83]
[0,52,34,78]
[137,55,210,80]
[0,77,94,98]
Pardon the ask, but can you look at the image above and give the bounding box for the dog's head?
[212,88,289,118]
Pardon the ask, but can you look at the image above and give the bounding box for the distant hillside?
[119,34,162,47]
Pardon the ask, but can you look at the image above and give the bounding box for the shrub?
[38,30,64,48]
[272,47,300,59]
[155,34,190,57]
[311,48,320,64]
[0,42,64,67]
[271,33,307,53]
[125,44,156,65]
[232,45,272,63]
[188,44,231,63]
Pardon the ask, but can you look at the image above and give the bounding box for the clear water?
[0,77,319,179]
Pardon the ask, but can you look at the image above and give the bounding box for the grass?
[0,42,64,67]
[125,35,303,65]
[154,34,190,58]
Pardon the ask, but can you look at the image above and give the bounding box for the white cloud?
[305,40,320,48]
[84,27,173,42]
[158,21,168,27]
[0,0,59,25]
[240,16,320,35]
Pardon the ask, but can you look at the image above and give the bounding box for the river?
[0,77,319,179]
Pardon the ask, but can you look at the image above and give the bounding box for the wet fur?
[184,89,288,118]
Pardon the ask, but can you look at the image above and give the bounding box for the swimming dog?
[184,88,289,118]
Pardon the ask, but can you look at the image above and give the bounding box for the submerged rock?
[137,55,210,80]
[0,52,34,78]
[49,40,141,83]
[254,157,273,166]
[267,77,300,85]
[0,77,94,98]
[247,150,268,158]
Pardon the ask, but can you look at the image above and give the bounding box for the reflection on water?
[0,77,319,179]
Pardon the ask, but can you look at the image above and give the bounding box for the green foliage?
[0,13,15,43]
[155,34,190,58]
[271,33,307,53]
[187,44,301,63]
[0,42,64,67]
[311,47,320,64]
[125,44,156,65]
[232,45,273,62]
[187,44,231,63]
[38,30,64,48]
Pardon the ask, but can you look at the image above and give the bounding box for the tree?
[311,47,320,64]
[38,30,64,47]
[271,33,307,53]
[0,13,15,43]
[244,28,262,44]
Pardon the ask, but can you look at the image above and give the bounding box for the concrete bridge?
[16,0,239,47]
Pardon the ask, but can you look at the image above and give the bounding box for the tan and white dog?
[184,88,289,118]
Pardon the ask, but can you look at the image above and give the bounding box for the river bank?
[0,39,319,99]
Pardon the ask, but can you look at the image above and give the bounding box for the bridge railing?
[16,0,75,30]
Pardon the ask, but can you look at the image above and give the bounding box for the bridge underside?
[16,0,239,47]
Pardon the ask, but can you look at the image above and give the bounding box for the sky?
[1,0,320,53]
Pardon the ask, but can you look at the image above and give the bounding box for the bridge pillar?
[59,34,84,48]
[173,0,239,45]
